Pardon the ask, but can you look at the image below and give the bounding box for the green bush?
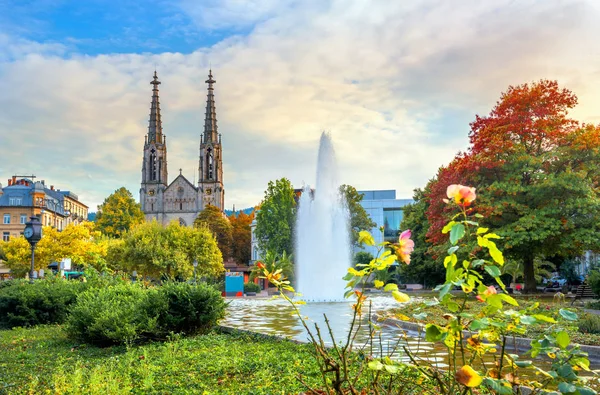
[587,269,600,297]
[66,282,225,346]
[155,282,226,335]
[0,279,86,328]
[578,314,600,335]
[66,283,162,346]
[244,282,261,293]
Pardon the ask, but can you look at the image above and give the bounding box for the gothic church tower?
[140,71,168,216]
[198,70,224,210]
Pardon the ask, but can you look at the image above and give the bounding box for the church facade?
[140,70,225,226]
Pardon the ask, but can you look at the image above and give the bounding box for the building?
[140,70,225,226]
[355,190,413,256]
[0,175,89,242]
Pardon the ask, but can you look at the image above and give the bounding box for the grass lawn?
[0,325,323,394]
[388,297,600,346]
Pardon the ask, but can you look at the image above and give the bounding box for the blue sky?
[1,0,600,211]
[0,0,232,55]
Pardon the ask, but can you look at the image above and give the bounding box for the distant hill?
[224,207,255,217]
[88,212,97,222]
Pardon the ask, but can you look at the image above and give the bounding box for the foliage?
[255,178,296,258]
[118,220,224,280]
[399,186,444,287]
[229,210,254,265]
[353,251,373,267]
[194,204,233,259]
[1,222,110,277]
[66,283,160,346]
[0,326,325,394]
[243,282,261,293]
[560,259,584,286]
[95,187,145,238]
[588,269,600,297]
[425,81,600,293]
[250,250,294,284]
[154,282,226,335]
[339,184,376,247]
[66,282,225,346]
[579,314,600,335]
[0,277,86,328]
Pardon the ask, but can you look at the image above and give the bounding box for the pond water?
[222,296,599,374]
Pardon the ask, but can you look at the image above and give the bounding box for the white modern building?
[355,190,413,256]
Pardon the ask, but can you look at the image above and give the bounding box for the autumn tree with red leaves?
[425,80,600,293]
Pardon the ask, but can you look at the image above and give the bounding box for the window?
[9,197,22,206]
[2,232,9,242]
[3,214,10,224]
[20,214,27,224]
[383,208,403,240]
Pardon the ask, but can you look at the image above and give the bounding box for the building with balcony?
[0,176,89,242]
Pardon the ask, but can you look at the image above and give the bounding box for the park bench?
[570,282,597,306]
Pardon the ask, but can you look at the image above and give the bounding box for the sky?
[1,0,600,211]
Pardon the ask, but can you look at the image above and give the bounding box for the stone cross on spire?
[203,69,218,143]
[148,71,163,144]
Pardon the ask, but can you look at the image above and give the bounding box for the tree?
[229,210,254,265]
[255,178,296,258]
[425,80,600,292]
[339,185,376,247]
[118,220,223,280]
[398,187,444,287]
[96,187,145,238]
[194,205,232,259]
[1,222,109,277]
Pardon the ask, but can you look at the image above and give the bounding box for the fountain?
[295,132,351,302]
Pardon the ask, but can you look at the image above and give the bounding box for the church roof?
[148,71,163,144]
[165,172,198,192]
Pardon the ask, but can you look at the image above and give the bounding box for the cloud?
[1,0,600,211]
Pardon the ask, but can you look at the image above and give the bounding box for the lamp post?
[193,259,198,285]
[23,216,43,283]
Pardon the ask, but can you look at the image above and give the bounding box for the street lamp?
[23,216,43,283]
[193,259,198,285]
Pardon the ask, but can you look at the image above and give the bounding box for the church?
[140,70,225,226]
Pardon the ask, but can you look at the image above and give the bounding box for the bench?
[571,282,597,306]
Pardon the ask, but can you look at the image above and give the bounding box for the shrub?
[0,279,86,328]
[244,282,261,294]
[588,269,600,297]
[66,282,225,345]
[155,282,226,336]
[578,314,600,334]
[66,283,162,346]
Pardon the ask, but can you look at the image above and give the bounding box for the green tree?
[229,210,254,265]
[397,187,444,287]
[96,187,145,238]
[255,178,296,258]
[117,220,223,280]
[353,251,374,267]
[194,205,232,260]
[340,185,376,247]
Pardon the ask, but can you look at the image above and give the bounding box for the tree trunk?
[523,255,537,293]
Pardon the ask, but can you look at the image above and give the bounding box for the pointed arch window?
[150,148,157,181]
[206,147,214,179]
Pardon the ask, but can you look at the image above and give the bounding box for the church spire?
[203,69,218,143]
[148,71,163,144]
